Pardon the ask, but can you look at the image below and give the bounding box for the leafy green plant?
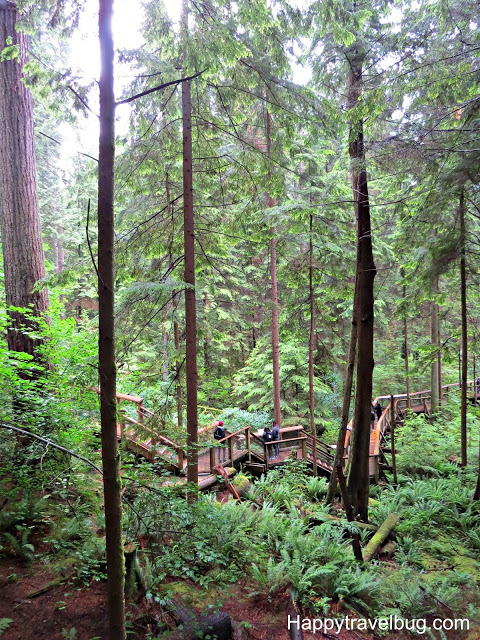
[0,619,13,637]
[1,528,35,563]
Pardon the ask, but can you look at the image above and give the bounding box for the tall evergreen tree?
[0,0,49,361]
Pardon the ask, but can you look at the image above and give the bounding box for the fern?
[0,619,13,637]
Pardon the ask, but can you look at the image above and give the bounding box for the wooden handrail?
[123,416,181,451]
[116,392,143,404]
[376,380,476,403]
[216,425,251,443]
[198,420,223,436]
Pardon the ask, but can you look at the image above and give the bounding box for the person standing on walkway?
[271,420,280,459]
[371,405,376,431]
[214,421,226,463]
[374,401,383,421]
[262,425,273,459]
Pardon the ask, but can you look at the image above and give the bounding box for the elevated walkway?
[102,378,475,488]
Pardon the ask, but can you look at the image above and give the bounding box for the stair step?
[380,464,393,471]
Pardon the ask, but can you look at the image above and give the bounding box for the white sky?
[58,0,311,169]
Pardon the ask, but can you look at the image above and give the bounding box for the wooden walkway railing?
[96,377,476,485]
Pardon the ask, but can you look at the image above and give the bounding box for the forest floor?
[0,530,478,640]
[1,554,476,640]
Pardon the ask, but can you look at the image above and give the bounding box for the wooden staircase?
[103,378,475,488]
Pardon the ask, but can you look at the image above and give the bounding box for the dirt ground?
[1,557,477,640]
[0,556,369,640]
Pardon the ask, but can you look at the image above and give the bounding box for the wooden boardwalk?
[106,378,476,489]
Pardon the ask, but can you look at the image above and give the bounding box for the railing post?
[264,442,269,471]
[390,394,398,485]
[177,447,184,472]
[246,426,251,462]
[228,437,234,465]
[209,447,215,473]
[117,398,125,442]
[137,401,144,425]
[301,437,307,460]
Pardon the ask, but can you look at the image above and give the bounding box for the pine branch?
[116,70,206,106]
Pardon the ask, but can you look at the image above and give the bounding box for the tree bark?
[0,0,49,359]
[308,214,317,475]
[182,0,198,498]
[430,274,440,412]
[346,50,376,522]
[174,305,183,429]
[326,278,358,504]
[460,189,467,467]
[266,108,281,427]
[97,0,125,637]
[401,269,411,408]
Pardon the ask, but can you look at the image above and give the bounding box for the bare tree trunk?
[0,0,49,360]
[460,189,467,467]
[174,308,183,428]
[203,291,211,369]
[162,328,169,381]
[266,108,281,427]
[401,269,411,408]
[97,0,125,637]
[430,275,440,412]
[346,51,376,522]
[308,214,317,475]
[475,355,480,499]
[326,280,358,504]
[54,225,65,274]
[182,0,198,498]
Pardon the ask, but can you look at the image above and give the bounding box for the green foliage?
[233,336,335,424]
[393,400,480,478]
[1,36,19,62]
[0,619,13,637]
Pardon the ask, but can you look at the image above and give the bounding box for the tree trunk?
[346,51,376,522]
[174,307,183,429]
[182,0,198,498]
[308,214,317,475]
[97,0,125,637]
[162,328,169,381]
[460,189,467,467]
[430,275,440,412]
[326,279,358,504]
[54,225,65,274]
[0,0,49,359]
[266,108,281,427]
[401,269,411,408]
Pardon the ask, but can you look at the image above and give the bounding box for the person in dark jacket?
[262,425,273,459]
[371,405,376,431]
[213,421,226,462]
[374,401,383,421]
[271,420,280,459]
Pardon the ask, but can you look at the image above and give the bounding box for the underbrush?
[2,389,480,636]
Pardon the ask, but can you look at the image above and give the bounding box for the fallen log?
[198,467,236,491]
[363,513,399,561]
[213,464,240,500]
[24,574,72,598]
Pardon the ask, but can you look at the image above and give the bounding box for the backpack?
[214,425,225,440]
[262,429,272,442]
